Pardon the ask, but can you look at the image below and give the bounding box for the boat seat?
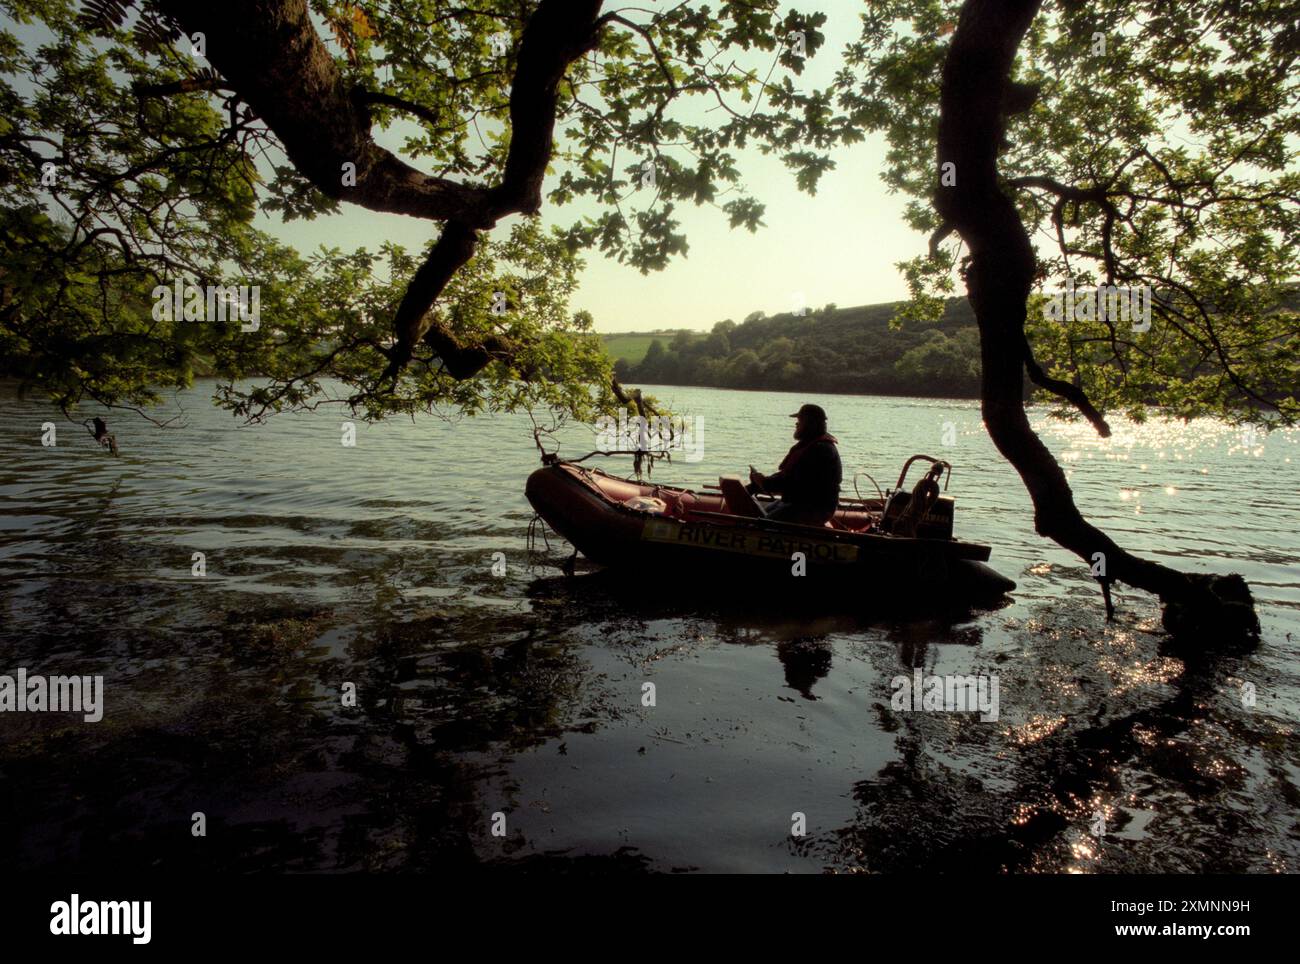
[717,475,764,518]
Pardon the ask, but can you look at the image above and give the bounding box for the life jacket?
[778,433,838,472]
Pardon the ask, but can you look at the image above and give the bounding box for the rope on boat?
[525,511,580,577]
[526,511,553,556]
[853,471,884,502]
[891,462,945,537]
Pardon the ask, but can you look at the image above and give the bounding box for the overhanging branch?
[1021,335,1112,437]
[156,0,491,225]
[159,0,605,385]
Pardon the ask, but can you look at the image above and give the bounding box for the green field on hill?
[599,330,697,364]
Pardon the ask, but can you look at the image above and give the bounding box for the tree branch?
[356,90,442,130]
[158,0,605,385]
[132,77,229,97]
[1021,335,1112,437]
[928,221,954,259]
[483,0,605,220]
[156,0,491,225]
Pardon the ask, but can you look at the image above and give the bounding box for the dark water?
[1,382,1297,873]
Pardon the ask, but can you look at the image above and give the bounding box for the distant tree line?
[614,299,984,397]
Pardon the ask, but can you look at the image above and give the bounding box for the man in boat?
[747,403,842,525]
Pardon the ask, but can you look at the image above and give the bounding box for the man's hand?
[749,467,765,488]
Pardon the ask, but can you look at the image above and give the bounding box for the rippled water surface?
[1,382,1297,872]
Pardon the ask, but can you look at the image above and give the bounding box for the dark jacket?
[757,433,842,514]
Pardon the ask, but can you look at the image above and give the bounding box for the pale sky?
[263,2,923,334]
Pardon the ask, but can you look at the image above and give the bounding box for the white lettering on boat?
[640,520,858,563]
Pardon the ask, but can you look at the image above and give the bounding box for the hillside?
[600,330,696,366]
[606,298,983,398]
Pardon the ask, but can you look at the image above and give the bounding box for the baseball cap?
[789,403,827,420]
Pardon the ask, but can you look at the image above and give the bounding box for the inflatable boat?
[525,454,1016,600]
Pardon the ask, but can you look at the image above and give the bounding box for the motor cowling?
[881,489,955,539]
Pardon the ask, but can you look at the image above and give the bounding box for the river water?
[1,382,1297,872]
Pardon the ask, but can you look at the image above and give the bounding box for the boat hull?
[525,463,1016,599]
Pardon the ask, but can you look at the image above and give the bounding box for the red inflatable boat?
[525,455,1016,599]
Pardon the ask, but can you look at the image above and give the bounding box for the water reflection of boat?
[525,454,1016,600]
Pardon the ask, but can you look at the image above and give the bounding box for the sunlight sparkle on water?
[1006,714,1067,746]
[1069,837,1099,863]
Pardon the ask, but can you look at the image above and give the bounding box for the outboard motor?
[880,455,955,539]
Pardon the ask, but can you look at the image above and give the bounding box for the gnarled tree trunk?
[935,0,1258,643]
